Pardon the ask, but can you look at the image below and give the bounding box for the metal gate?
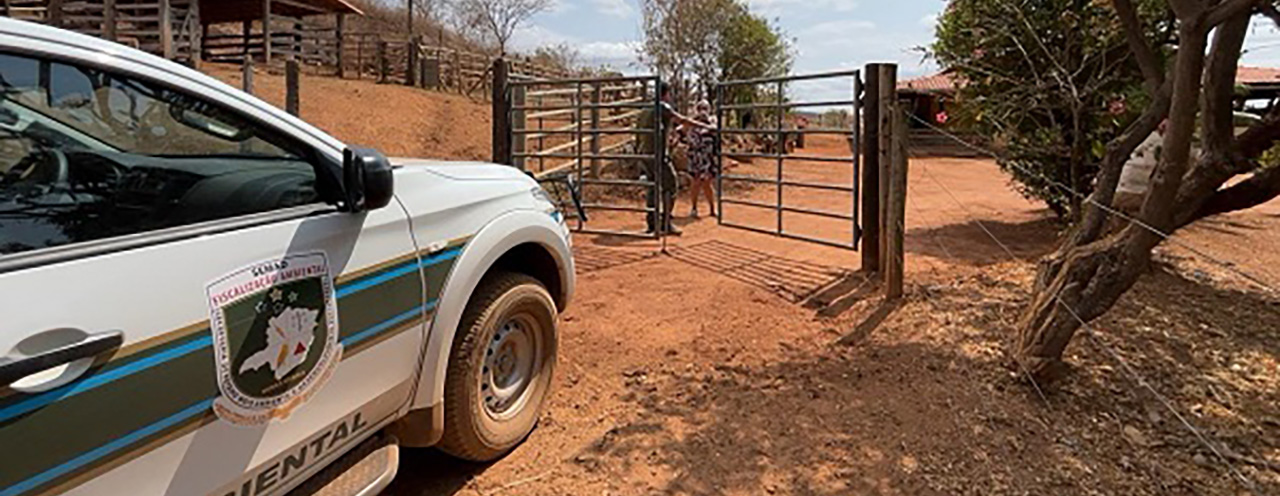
[715,70,863,249]
[507,75,666,238]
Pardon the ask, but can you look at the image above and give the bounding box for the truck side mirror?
[342,147,394,212]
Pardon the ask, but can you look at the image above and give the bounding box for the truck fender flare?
[411,209,573,411]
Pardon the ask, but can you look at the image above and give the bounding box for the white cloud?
[510,25,640,68]
[801,19,876,38]
[747,0,858,16]
[546,0,576,14]
[590,0,634,18]
[580,40,640,60]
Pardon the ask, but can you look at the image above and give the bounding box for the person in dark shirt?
[635,82,713,235]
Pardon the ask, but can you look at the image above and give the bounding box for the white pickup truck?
[0,18,573,496]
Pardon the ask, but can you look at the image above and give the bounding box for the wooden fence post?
[491,58,512,166]
[192,0,203,69]
[861,64,882,272]
[876,64,897,274]
[285,59,299,116]
[103,0,116,41]
[334,14,345,78]
[48,0,62,27]
[242,57,254,94]
[406,37,419,87]
[885,103,908,299]
[262,0,272,64]
[377,41,388,83]
[426,51,441,89]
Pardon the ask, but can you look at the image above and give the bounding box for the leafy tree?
[962,0,1280,383]
[639,0,790,103]
[717,6,792,106]
[932,0,1172,219]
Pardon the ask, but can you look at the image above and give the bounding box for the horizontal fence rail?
[716,69,863,250]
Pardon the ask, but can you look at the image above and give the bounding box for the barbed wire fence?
[900,111,1270,492]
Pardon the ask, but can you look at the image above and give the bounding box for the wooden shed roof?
[202,0,363,24]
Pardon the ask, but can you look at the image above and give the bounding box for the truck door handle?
[0,331,123,387]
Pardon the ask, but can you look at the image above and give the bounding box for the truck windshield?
[0,54,290,157]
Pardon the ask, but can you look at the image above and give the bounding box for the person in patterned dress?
[685,100,719,218]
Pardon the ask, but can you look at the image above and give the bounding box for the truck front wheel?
[438,272,558,461]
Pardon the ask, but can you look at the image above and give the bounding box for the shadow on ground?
[668,240,853,303]
[907,217,1060,265]
[571,265,1279,494]
[380,448,488,495]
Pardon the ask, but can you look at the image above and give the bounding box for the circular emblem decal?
[206,252,342,425]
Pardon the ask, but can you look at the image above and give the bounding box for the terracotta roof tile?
[1237,66,1280,85]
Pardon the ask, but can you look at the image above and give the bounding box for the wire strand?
[906,113,1280,297]
[916,157,1259,492]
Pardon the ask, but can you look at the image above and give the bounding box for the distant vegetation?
[639,0,792,103]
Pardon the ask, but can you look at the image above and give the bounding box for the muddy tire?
[438,272,558,461]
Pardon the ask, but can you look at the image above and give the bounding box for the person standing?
[635,82,713,235]
[686,100,719,218]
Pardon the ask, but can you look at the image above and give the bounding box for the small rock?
[1192,453,1210,467]
[1122,425,1152,447]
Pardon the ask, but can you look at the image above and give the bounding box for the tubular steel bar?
[721,197,776,210]
[512,128,654,135]
[718,69,861,87]
[655,78,667,244]
[782,204,854,221]
[512,101,650,111]
[513,152,656,161]
[575,228,658,239]
[510,74,658,86]
[575,81,585,232]
[719,127,854,135]
[722,174,855,193]
[782,178,856,193]
[580,178,652,187]
[852,70,862,247]
[718,220,858,250]
[715,84,725,226]
[728,152,857,164]
[775,79,784,235]
[720,100,857,110]
[580,203,654,213]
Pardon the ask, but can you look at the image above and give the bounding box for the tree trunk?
[1017,229,1151,380]
[1016,18,1210,383]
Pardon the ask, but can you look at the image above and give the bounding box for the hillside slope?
[203,63,492,161]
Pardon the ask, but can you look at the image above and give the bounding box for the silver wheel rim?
[481,313,542,420]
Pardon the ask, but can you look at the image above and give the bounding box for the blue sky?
[510,0,1280,100]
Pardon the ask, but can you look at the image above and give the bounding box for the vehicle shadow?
[380,448,489,495]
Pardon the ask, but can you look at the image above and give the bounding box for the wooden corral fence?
[340,35,572,98]
[0,1,569,98]
[1,0,201,64]
[500,71,651,179]
[203,20,340,73]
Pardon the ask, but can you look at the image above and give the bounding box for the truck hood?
[390,158,532,182]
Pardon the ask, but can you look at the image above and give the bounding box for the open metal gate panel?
[715,69,863,250]
[508,75,665,239]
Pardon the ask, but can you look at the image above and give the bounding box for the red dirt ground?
[207,70,1279,494]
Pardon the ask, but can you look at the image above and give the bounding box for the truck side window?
[0,53,322,257]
